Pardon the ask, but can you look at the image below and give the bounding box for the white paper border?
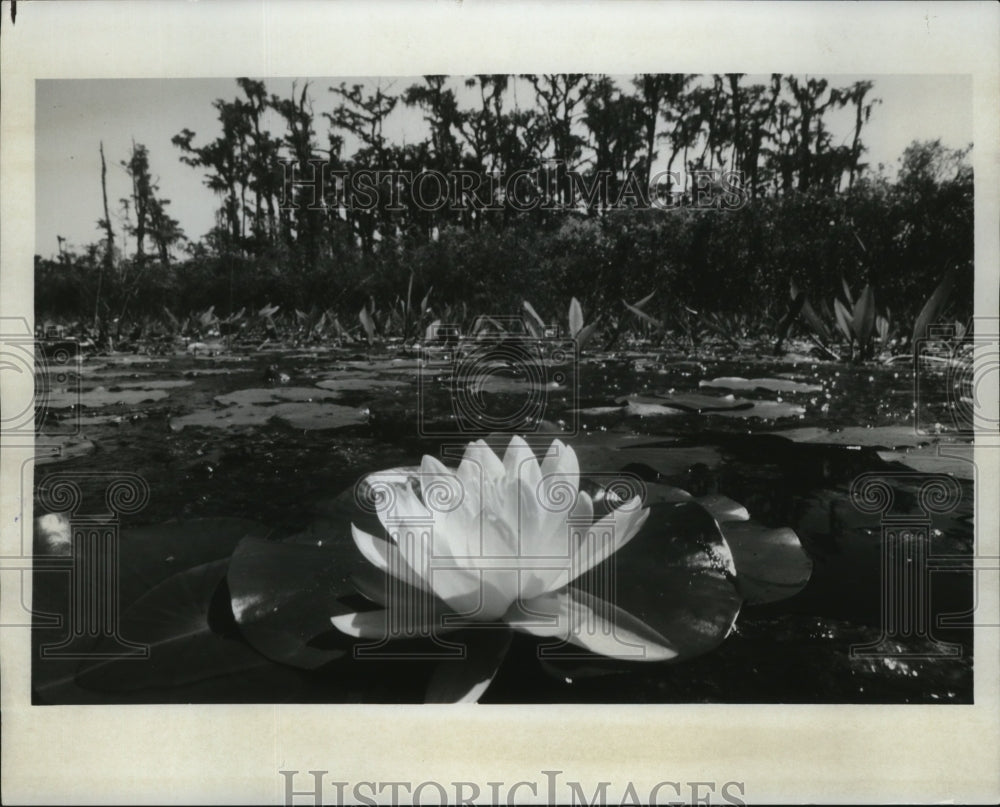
[2,2,998,804]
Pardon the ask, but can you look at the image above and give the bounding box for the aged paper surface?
[2,1,998,804]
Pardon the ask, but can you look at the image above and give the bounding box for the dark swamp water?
[31,342,976,704]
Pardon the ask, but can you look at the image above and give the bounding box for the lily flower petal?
[508,588,677,662]
[567,496,649,584]
[331,609,456,639]
[502,435,541,492]
[351,523,431,591]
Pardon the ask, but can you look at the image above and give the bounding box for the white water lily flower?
[332,435,678,662]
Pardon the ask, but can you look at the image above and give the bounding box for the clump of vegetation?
[36,75,972,361]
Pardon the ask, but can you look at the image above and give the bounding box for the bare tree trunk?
[96,141,114,335]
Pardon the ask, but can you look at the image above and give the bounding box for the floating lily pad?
[32,518,274,700]
[215,387,342,405]
[183,368,252,377]
[108,379,193,390]
[575,404,633,416]
[772,425,932,448]
[650,391,755,412]
[76,559,273,693]
[34,435,96,465]
[710,399,806,419]
[877,442,975,480]
[47,387,170,409]
[315,378,410,391]
[718,520,813,604]
[99,355,172,366]
[577,394,802,420]
[170,401,366,431]
[227,532,352,670]
[700,376,824,393]
[619,400,687,417]
[462,375,568,394]
[570,433,725,480]
[560,501,742,670]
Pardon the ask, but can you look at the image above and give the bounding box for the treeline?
[35,75,973,342]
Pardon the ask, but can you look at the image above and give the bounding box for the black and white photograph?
[3,2,999,805]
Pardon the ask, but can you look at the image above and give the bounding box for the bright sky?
[35,74,973,258]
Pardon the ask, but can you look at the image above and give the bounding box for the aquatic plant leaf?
[227,534,353,669]
[549,501,742,673]
[771,424,931,449]
[569,297,585,338]
[115,518,272,610]
[35,435,96,465]
[216,387,342,405]
[359,306,377,344]
[46,387,170,409]
[522,300,546,332]
[576,321,600,350]
[833,298,854,343]
[718,520,813,604]
[699,377,823,394]
[695,494,750,523]
[76,559,272,692]
[623,299,663,330]
[840,276,855,307]
[912,269,955,346]
[169,401,366,431]
[315,377,408,391]
[851,284,876,346]
[877,443,975,480]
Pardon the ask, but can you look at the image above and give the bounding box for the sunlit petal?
[567,497,649,583]
[503,435,541,491]
[508,588,677,661]
[350,523,430,591]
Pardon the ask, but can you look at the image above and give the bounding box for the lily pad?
[109,379,193,390]
[650,391,756,412]
[215,387,342,405]
[227,532,352,669]
[76,559,273,693]
[570,433,725,480]
[578,396,803,420]
[770,425,930,448]
[462,375,568,394]
[34,435,96,465]
[718,520,813,604]
[315,378,410,391]
[700,376,824,394]
[877,442,975,480]
[550,501,742,672]
[710,400,806,419]
[169,401,366,431]
[47,387,170,409]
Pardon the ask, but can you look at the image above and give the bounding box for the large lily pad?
[569,501,742,665]
[718,520,813,604]
[47,387,170,409]
[75,559,273,693]
[170,401,366,431]
[226,530,355,670]
[215,387,342,405]
[109,379,193,390]
[770,425,930,448]
[315,378,410,391]
[569,433,725,481]
[34,435,96,465]
[700,376,824,394]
